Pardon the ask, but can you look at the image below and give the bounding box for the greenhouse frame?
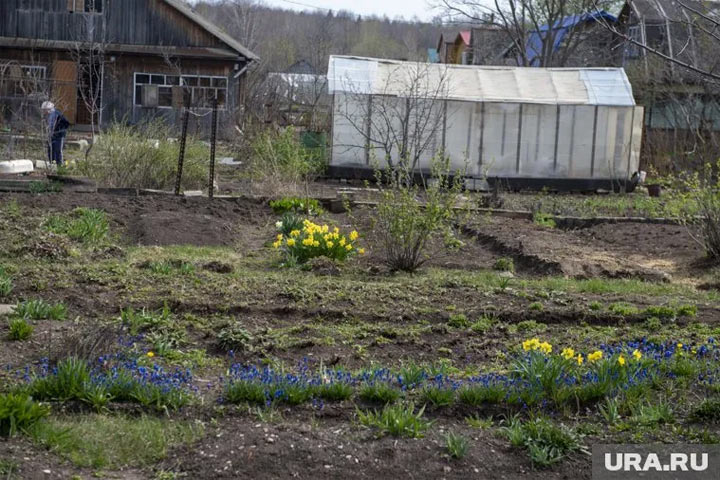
[327,56,644,191]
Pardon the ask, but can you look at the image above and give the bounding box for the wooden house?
[0,0,258,130]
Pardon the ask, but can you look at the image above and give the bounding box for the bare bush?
[682,161,720,261]
[73,121,208,190]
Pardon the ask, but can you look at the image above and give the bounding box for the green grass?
[45,208,109,245]
[29,414,203,469]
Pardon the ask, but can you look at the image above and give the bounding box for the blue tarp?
[525,11,617,66]
[427,48,440,63]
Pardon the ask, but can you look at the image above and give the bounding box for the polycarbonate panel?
[482,103,520,177]
[367,95,405,168]
[517,104,557,177]
[567,105,595,178]
[444,101,475,172]
[331,93,366,166]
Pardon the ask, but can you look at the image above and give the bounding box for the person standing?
[42,101,70,166]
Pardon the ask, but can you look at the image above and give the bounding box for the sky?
[261,0,437,21]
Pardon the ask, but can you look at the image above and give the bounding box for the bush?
[45,208,109,246]
[680,161,720,261]
[248,127,326,195]
[0,393,50,437]
[74,121,208,191]
[272,220,364,265]
[372,157,463,272]
[494,257,515,272]
[8,317,34,341]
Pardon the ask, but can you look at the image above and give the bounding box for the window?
[625,25,643,60]
[0,64,47,97]
[133,72,228,109]
[67,0,103,13]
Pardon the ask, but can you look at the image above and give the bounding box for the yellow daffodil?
[350,231,359,241]
[339,238,346,246]
[287,238,296,247]
[358,248,365,254]
[677,343,683,349]
[588,350,603,363]
[576,354,583,365]
[276,233,283,241]
[147,351,155,358]
[561,347,575,360]
[322,225,329,233]
[346,244,353,251]
[618,355,626,366]
[632,349,642,360]
[272,240,282,249]
[290,230,300,237]
[333,227,339,234]
[326,241,334,248]
[313,241,320,247]
[539,342,552,354]
[522,338,540,351]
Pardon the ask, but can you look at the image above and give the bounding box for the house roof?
[525,11,617,66]
[327,55,636,106]
[459,31,471,46]
[163,0,258,61]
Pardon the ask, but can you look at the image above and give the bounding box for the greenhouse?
[327,55,644,190]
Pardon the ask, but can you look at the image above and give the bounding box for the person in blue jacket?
[42,101,70,166]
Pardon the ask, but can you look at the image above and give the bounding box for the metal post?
[208,98,218,200]
[174,108,190,196]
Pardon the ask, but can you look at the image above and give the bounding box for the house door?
[52,60,77,124]
[76,61,102,126]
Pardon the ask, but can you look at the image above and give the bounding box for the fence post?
[208,98,218,200]
[175,108,190,196]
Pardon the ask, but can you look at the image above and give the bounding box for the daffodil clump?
[272,219,365,264]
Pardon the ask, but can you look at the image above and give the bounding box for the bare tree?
[335,62,450,178]
[437,0,618,67]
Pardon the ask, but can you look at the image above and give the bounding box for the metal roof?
[328,56,636,106]
[163,0,259,61]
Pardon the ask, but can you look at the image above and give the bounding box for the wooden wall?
[0,0,227,49]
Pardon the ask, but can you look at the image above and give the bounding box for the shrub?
[8,317,34,341]
[533,212,556,229]
[494,257,515,272]
[45,208,109,245]
[372,157,463,272]
[74,121,208,191]
[0,393,50,437]
[680,161,720,260]
[270,197,322,215]
[272,220,364,265]
[500,416,581,468]
[248,127,326,195]
[445,432,469,459]
[14,299,67,321]
[357,403,433,438]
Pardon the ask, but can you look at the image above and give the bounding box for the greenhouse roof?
[328,56,635,106]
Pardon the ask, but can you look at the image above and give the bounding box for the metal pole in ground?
[208,98,218,200]
[175,108,190,196]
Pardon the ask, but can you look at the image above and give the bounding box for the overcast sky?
[261,0,437,20]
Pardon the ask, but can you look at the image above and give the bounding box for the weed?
[0,269,12,298]
[13,299,67,321]
[500,416,581,468]
[516,320,547,333]
[357,403,433,438]
[471,314,496,334]
[533,212,556,228]
[644,317,662,330]
[690,398,720,423]
[0,393,50,437]
[630,402,674,426]
[528,302,544,312]
[644,305,676,319]
[608,302,639,316]
[358,383,400,404]
[216,324,254,352]
[7,317,33,341]
[270,197,322,215]
[677,304,698,317]
[448,313,470,328]
[445,432,469,459]
[494,257,515,272]
[599,397,621,425]
[588,301,603,311]
[466,414,493,429]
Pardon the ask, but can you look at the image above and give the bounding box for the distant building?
[263,60,329,129]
